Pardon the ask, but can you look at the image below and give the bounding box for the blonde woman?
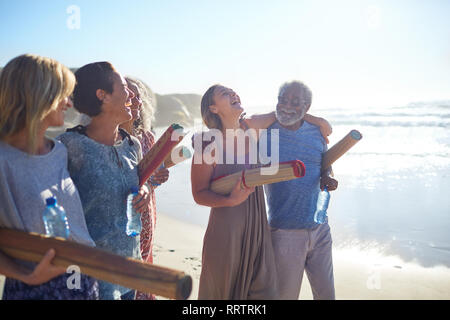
[119,77,169,300]
[0,54,98,300]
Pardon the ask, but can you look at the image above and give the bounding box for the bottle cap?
[46,197,56,206]
[130,186,139,194]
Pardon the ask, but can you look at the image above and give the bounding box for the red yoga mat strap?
[241,169,248,188]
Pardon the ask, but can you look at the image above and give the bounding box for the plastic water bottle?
[126,186,142,237]
[42,196,70,239]
[313,187,330,224]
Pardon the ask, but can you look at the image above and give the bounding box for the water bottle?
[42,196,70,239]
[313,187,330,224]
[126,186,142,237]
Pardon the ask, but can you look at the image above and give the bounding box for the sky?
[0,0,449,111]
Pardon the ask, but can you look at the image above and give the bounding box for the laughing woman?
[191,84,331,300]
[119,77,169,300]
[0,54,98,300]
[57,62,151,300]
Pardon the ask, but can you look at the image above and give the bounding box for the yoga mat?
[138,124,186,186]
[0,227,192,300]
[210,160,305,195]
[322,129,362,172]
[163,146,192,169]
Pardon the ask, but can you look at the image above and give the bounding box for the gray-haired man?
[264,81,338,299]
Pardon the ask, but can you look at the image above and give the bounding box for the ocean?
[154,100,450,270]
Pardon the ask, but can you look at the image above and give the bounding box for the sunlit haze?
[1,0,449,113]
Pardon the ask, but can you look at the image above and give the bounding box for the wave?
[402,101,450,109]
[318,101,450,125]
[328,112,450,119]
[347,151,450,158]
[330,119,450,128]
[320,103,450,128]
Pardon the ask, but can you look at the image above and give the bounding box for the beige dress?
[198,151,279,300]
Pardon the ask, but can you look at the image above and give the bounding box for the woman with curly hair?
[119,77,169,300]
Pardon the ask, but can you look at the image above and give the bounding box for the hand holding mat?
[0,227,192,300]
[321,129,362,172]
[138,124,186,186]
[210,160,305,195]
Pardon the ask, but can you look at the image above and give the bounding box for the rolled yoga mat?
[0,227,192,300]
[321,129,362,172]
[210,160,306,195]
[138,124,187,186]
[163,146,192,169]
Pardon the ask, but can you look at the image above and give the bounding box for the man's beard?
[276,109,306,126]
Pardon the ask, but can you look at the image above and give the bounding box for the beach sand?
[1,212,449,300]
[153,213,450,300]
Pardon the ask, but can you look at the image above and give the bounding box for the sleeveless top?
[198,119,279,299]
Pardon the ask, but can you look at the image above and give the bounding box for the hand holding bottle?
[132,184,151,214]
[320,175,338,191]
